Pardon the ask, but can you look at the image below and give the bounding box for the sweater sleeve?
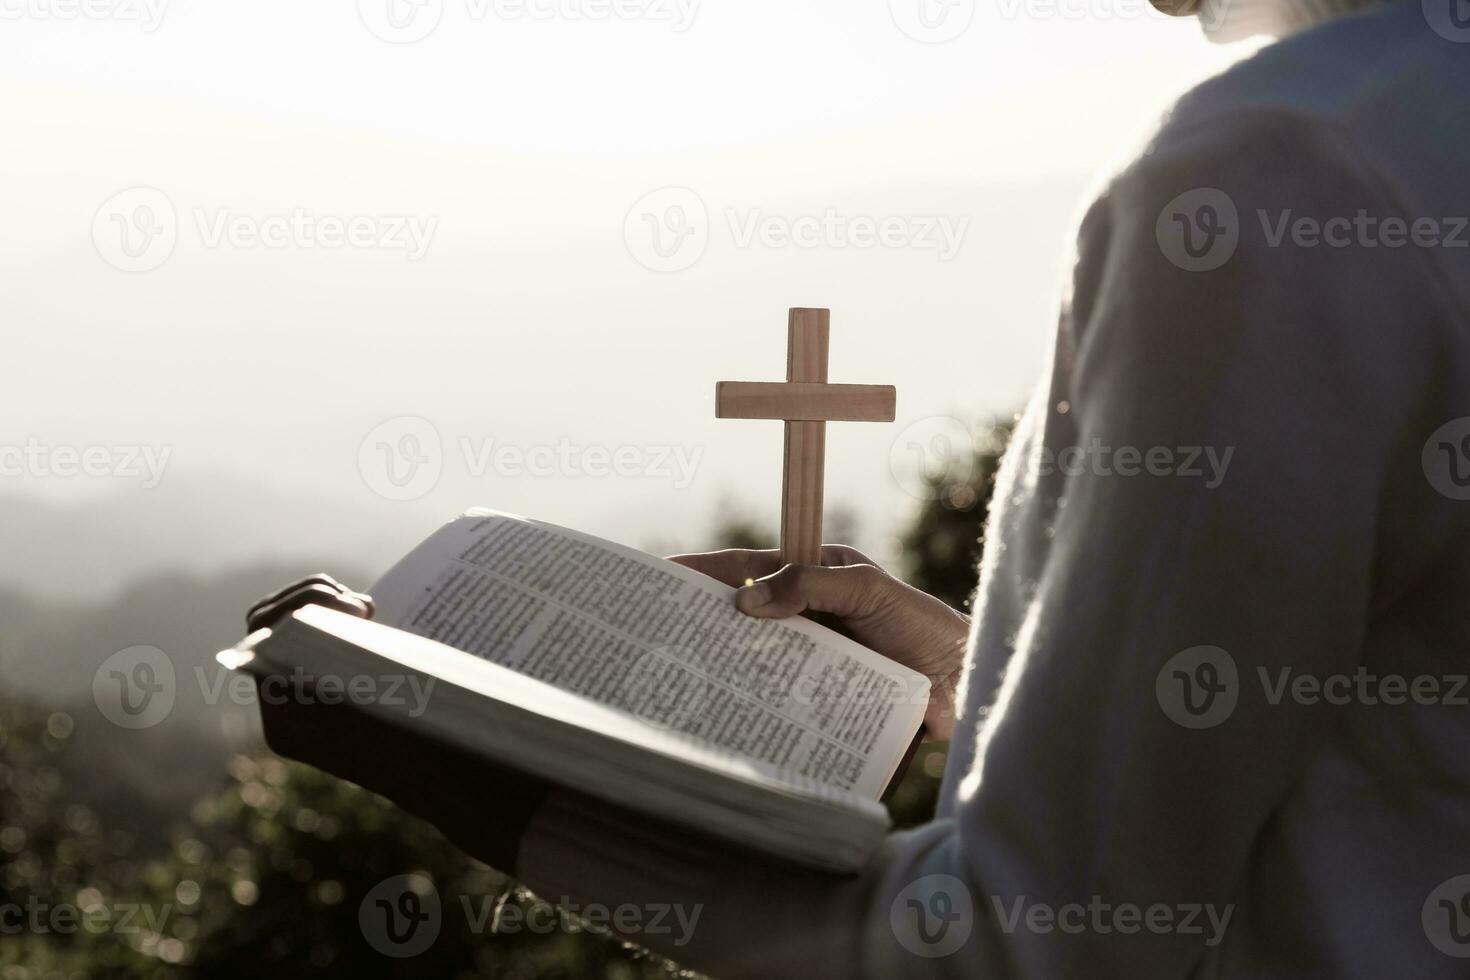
[510,110,1448,979]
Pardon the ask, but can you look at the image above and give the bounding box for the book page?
[369,510,927,799]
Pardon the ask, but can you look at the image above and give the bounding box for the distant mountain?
[0,475,417,603]
[0,561,368,845]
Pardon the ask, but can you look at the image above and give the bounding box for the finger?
[251,573,350,613]
[817,544,875,568]
[735,563,888,620]
[246,584,373,632]
[667,545,876,588]
[666,549,784,588]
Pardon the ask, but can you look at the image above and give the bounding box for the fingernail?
[736,582,772,612]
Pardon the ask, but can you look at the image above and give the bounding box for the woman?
[249,0,1470,974]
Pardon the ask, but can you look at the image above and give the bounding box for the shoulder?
[1169,0,1457,138]
[1058,5,1470,397]
[1068,1,1469,323]
[1090,0,1467,216]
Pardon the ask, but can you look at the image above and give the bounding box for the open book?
[222,509,928,872]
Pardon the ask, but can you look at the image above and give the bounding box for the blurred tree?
[0,417,1015,977]
[898,418,1015,612]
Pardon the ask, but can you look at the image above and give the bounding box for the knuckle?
[822,544,865,566]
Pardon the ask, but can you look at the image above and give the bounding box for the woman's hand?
[246,574,375,632]
[667,546,969,740]
[243,574,544,873]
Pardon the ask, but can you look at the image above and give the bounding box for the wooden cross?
[716,308,896,567]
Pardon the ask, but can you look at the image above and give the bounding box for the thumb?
[734,563,886,620]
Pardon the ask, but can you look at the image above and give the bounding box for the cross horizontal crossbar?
[714,381,896,422]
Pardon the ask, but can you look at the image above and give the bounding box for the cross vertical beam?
[715,307,895,569]
[781,308,829,566]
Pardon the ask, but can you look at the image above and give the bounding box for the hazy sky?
[2,0,1263,578]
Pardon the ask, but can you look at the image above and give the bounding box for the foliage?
[0,418,1013,977]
